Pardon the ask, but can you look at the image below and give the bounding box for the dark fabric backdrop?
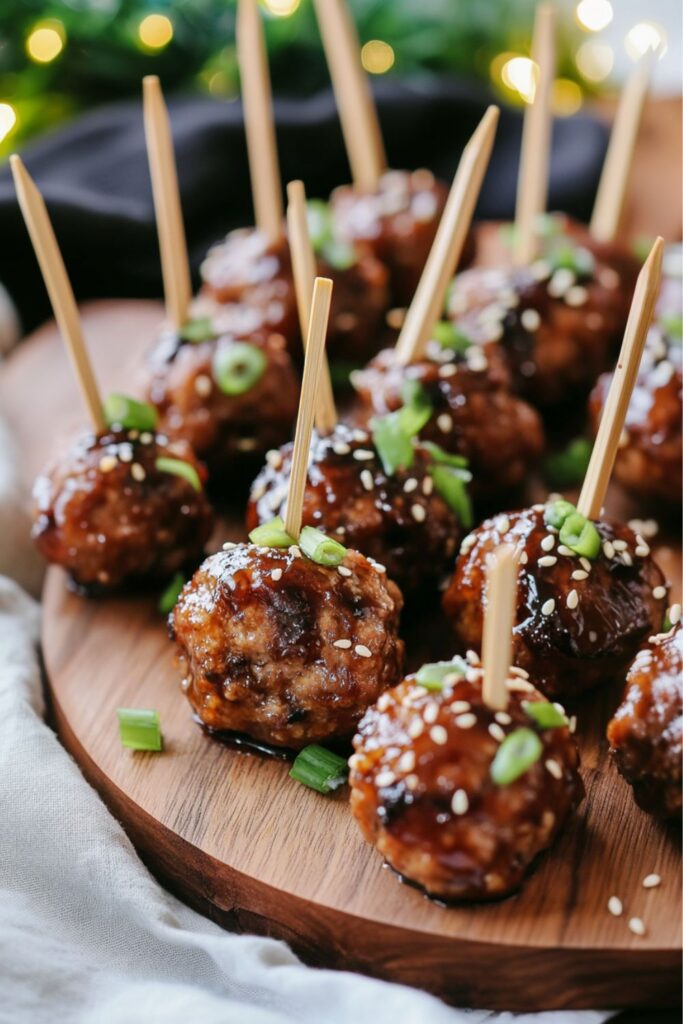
[0,77,608,333]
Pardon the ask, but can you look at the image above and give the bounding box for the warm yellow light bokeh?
[138,14,174,50]
[361,39,395,75]
[0,103,17,143]
[502,56,537,103]
[625,21,667,61]
[26,22,65,64]
[576,40,614,82]
[263,0,301,15]
[552,78,583,116]
[575,0,613,33]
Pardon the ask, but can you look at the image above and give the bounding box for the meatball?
[351,341,544,502]
[443,503,668,700]
[146,327,299,477]
[246,422,464,596]
[172,542,404,748]
[350,657,583,900]
[608,623,682,819]
[330,169,472,306]
[33,428,214,592]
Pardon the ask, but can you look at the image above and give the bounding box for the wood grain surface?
[1,297,680,1011]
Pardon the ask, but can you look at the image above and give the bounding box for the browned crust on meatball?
[350,671,583,900]
[443,506,669,701]
[32,430,214,591]
[172,544,404,748]
[608,624,682,819]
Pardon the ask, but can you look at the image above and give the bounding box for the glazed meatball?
[350,657,583,900]
[351,340,544,502]
[172,542,404,748]
[246,422,464,596]
[608,623,682,819]
[33,428,213,592]
[443,503,668,700]
[330,169,472,306]
[146,327,299,477]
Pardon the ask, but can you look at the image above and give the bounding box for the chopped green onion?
[660,313,683,342]
[415,658,466,691]
[179,317,215,344]
[544,498,577,530]
[662,609,673,632]
[330,361,362,388]
[320,239,356,271]
[543,438,592,488]
[212,342,267,396]
[103,394,157,432]
[632,235,655,263]
[420,440,469,469]
[248,516,295,548]
[155,456,202,492]
[432,320,472,354]
[117,708,162,752]
[431,465,473,528]
[400,378,431,413]
[299,526,347,567]
[559,512,601,559]
[500,213,561,249]
[306,199,333,251]
[523,700,568,730]
[158,572,185,615]
[372,411,415,474]
[289,744,348,794]
[547,243,595,279]
[490,727,542,786]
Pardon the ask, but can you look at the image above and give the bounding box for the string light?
[0,103,17,144]
[501,56,537,103]
[26,21,66,64]
[575,0,613,33]
[552,78,583,116]
[576,40,613,82]
[625,21,667,61]
[361,40,395,75]
[263,0,300,14]
[138,14,174,50]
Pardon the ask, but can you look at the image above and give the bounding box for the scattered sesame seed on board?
[608,896,623,917]
[628,918,646,937]
[643,874,661,889]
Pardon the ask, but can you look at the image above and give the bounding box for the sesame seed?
[99,455,118,473]
[405,774,419,791]
[507,679,535,692]
[579,557,592,572]
[489,723,506,743]
[437,413,453,433]
[521,308,541,332]
[652,586,667,600]
[603,541,615,559]
[643,874,661,889]
[465,668,480,683]
[564,285,588,307]
[353,449,374,461]
[635,545,650,558]
[222,541,236,550]
[377,693,391,712]
[621,552,633,566]
[338,565,352,577]
[497,515,510,534]
[266,449,283,467]
[628,917,646,937]
[495,711,512,725]
[371,561,387,574]
[333,638,351,649]
[451,789,469,815]
[360,469,374,492]
[424,701,439,724]
[541,535,555,552]
[289,545,302,558]
[466,650,480,665]
[572,570,588,581]
[613,539,627,552]
[669,603,682,625]
[352,430,369,442]
[607,896,623,917]
[545,759,562,779]
[118,445,133,463]
[569,715,577,733]
[430,725,448,745]
[411,504,426,523]
[404,478,418,493]
[271,568,283,581]
[455,713,477,729]
[452,700,472,714]
[541,598,555,616]
[567,589,579,610]
[398,751,416,772]
[408,718,424,739]
[538,555,557,567]
[548,268,576,296]
[589,630,597,642]
[332,442,350,456]
[194,374,212,397]
[422,476,434,496]
[376,771,396,787]
[510,666,530,678]
[131,463,146,482]
[439,363,457,378]
[520,551,529,565]
[355,644,372,658]
[557,545,574,557]
[139,432,154,444]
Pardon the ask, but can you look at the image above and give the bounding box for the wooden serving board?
[2,301,681,1012]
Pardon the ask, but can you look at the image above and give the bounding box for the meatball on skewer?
[350,545,584,900]
[444,240,669,701]
[172,278,404,749]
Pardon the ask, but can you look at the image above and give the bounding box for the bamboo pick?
[394,105,499,365]
[482,544,520,711]
[590,53,653,243]
[284,277,334,539]
[513,3,555,267]
[312,0,386,190]
[577,236,663,520]
[237,0,283,243]
[286,181,337,436]
[143,76,193,331]
[10,155,104,431]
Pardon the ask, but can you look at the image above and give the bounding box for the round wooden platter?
[2,300,681,1012]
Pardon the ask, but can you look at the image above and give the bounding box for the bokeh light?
[552,78,583,116]
[262,0,301,14]
[138,14,174,50]
[26,21,66,64]
[576,40,614,82]
[575,0,613,33]
[625,21,667,61]
[361,39,395,75]
[501,56,537,103]
[0,103,17,143]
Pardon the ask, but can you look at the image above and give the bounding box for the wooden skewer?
[237,0,284,243]
[284,277,334,539]
[10,155,104,432]
[513,3,555,267]
[577,237,664,520]
[286,181,337,436]
[312,0,386,190]
[590,53,653,243]
[143,76,193,331]
[482,544,519,712]
[395,105,499,365]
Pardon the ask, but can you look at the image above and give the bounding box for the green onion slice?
[559,512,601,559]
[117,708,162,752]
[320,239,356,271]
[400,379,431,414]
[632,235,655,263]
[490,727,542,786]
[500,213,561,250]
[660,313,683,342]
[179,317,215,344]
[248,516,295,548]
[212,342,267,396]
[155,456,202,492]
[547,243,595,279]
[299,526,347,567]
[420,440,469,469]
[415,658,466,691]
[158,572,185,615]
[431,465,473,528]
[289,744,348,794]
[432,320,472,354]
[103,393,158,432]
[523,700,568,730]
[543,438,592,488]
[306,199,333,251]
[372,410,415,475]
[544,498,577,530]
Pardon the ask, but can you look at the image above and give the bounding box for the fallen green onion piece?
[431,465,473,529]
[103,393,157,432]
[543,438,592,488]
[415,658,466,691]
[289,744,348,794]
[559,512,601,559]
[179,317,215,344]
[432,320,472,354]
[156,456,202,492]
[321,239,356,271]
[306,199,333,251]
[299,526,347,567]
[523,700,567,730]
[544,498,577,530]
[660,313,683,342]
[248,516,295,548]
[490,727,542,786]
[158,572,185,615]
[117,708,162,752]
[212,342,267,396]
[547,243,595,279]
[420,440,469,469]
